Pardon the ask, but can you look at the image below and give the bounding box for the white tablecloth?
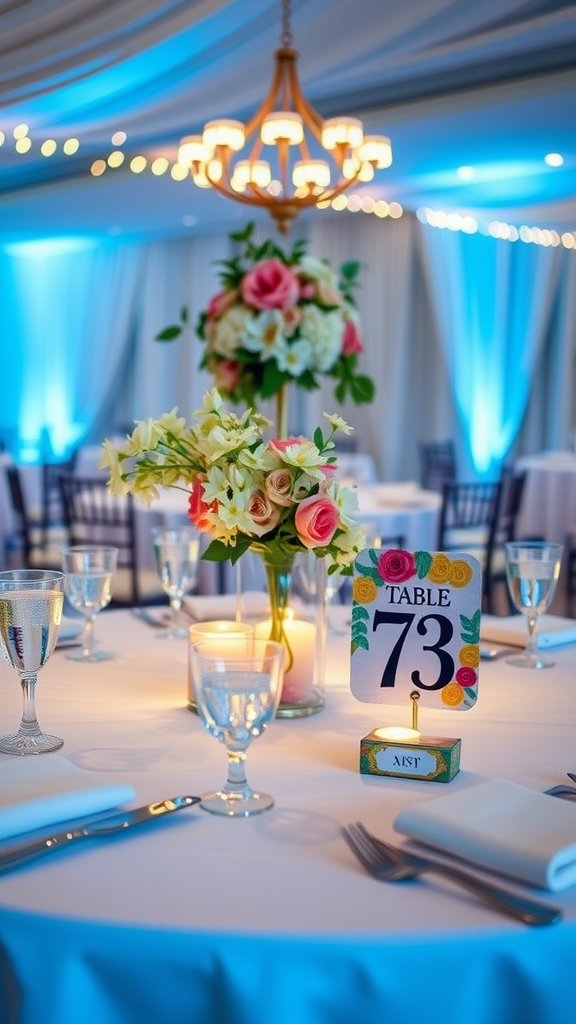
[516,451,576,545]
[356,482,442,549]
[0,611,574,1024]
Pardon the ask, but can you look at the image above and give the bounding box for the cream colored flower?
[157,409,187,436]
[324,412,353,435]
[217,487,254,533]
[211,306,252,358]
[243,309,286,361]
[326,480,358,526]
[276,338,313,376]
[264,468,294,507]
[300,306,343,372]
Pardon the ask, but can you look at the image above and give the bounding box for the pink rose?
[377,549,415,584]
[241,259,300,310]
[342,317,363,355]
[456,666,477,688]
[206,288,238,321]
[188,477,217,533]
[299,281,315,300]
[214,358,241,392]
[295,495,339,549]
[268,436,306,454]
[246,489,281,537]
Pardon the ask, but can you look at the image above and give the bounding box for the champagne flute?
[0,569,65,755]
[189,637,285,816]
[152,527,200,639]
[505,541,563,669]
[61,546,118,662]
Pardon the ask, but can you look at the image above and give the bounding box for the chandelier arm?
[242,50,286,140]
[286,56,324,141]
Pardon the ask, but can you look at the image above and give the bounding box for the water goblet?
[61,546,118,662]
[152,527,201,639]
[0,569,65,755]
[505,541,563,669]
[189,637,285,816]
[188,620,255,712]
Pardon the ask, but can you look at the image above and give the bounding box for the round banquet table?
[0,610,574,1024]
[515,451,576,545]
[355,482,442,549]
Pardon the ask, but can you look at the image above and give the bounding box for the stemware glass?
[152,527,201,639]
[61,546,118,662]
[189,637,285,816]
[0,569,65,754]
[505,541,563,669]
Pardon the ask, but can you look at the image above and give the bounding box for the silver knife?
[0,795,200,875]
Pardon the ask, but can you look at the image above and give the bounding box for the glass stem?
[83,616,96,658]
[19,674,41,738]
[224,748,249,795]
[526,614,538,664]
[170,597,182,635]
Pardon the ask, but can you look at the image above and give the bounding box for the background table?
[356,482,442,549]
[0,610,574,1024]
[516,451,576,545]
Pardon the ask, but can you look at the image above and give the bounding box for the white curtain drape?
[417,223,564,477]
[304,215,461,481]
[1,215,574,482]
[124,231,232,423]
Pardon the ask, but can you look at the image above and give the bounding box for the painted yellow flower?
[353,576,378,604]
[449,559,473,588]
[442,682,464,707]
[428,553,452,584]
[459,644,480,668]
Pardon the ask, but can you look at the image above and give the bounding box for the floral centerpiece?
[101,388,365,714]
[156,222,375,434]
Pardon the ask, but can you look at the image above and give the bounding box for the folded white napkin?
[185,591,269,622]
[394,778,576,891]
[481,614,576,649]
[0,755,135,841]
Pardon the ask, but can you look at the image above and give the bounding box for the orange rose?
[459,645,480,668]
[428,554,452,584]
[449,559,473,588]
[441,682,464,707]
[353,577,378,604]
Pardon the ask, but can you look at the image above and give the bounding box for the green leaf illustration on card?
[414,551,432,578]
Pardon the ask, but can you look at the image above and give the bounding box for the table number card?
[350,549,481,712]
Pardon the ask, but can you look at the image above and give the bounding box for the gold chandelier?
[178,0,392,234]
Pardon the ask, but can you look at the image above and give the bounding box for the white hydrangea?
[300,306,343,372]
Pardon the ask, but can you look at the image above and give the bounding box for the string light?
[417,207,576,249]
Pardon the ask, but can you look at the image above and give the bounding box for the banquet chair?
[4,465,65,570]
[40,456,77,548]
[483,469,528,613]
[419,440,457,493]
[58,474,163,607]
[436,480,502,580]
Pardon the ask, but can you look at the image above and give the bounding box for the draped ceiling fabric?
[1,0,575,204]
[1,0,575,474]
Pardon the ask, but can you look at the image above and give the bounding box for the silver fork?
[342,822,561,926]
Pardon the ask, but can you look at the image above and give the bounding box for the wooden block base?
[360,729,461,783]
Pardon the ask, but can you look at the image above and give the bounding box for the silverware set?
[342,821,562,926]
[0,797,200,875]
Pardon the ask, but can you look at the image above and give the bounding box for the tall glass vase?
[251,545,327,718]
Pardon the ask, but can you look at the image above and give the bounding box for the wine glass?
[0,569,65,755]
[188,620,255,712]
[61,546,118,662]
[152,527,201,639]
[505,541,563,669]
[189,637,285,816]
